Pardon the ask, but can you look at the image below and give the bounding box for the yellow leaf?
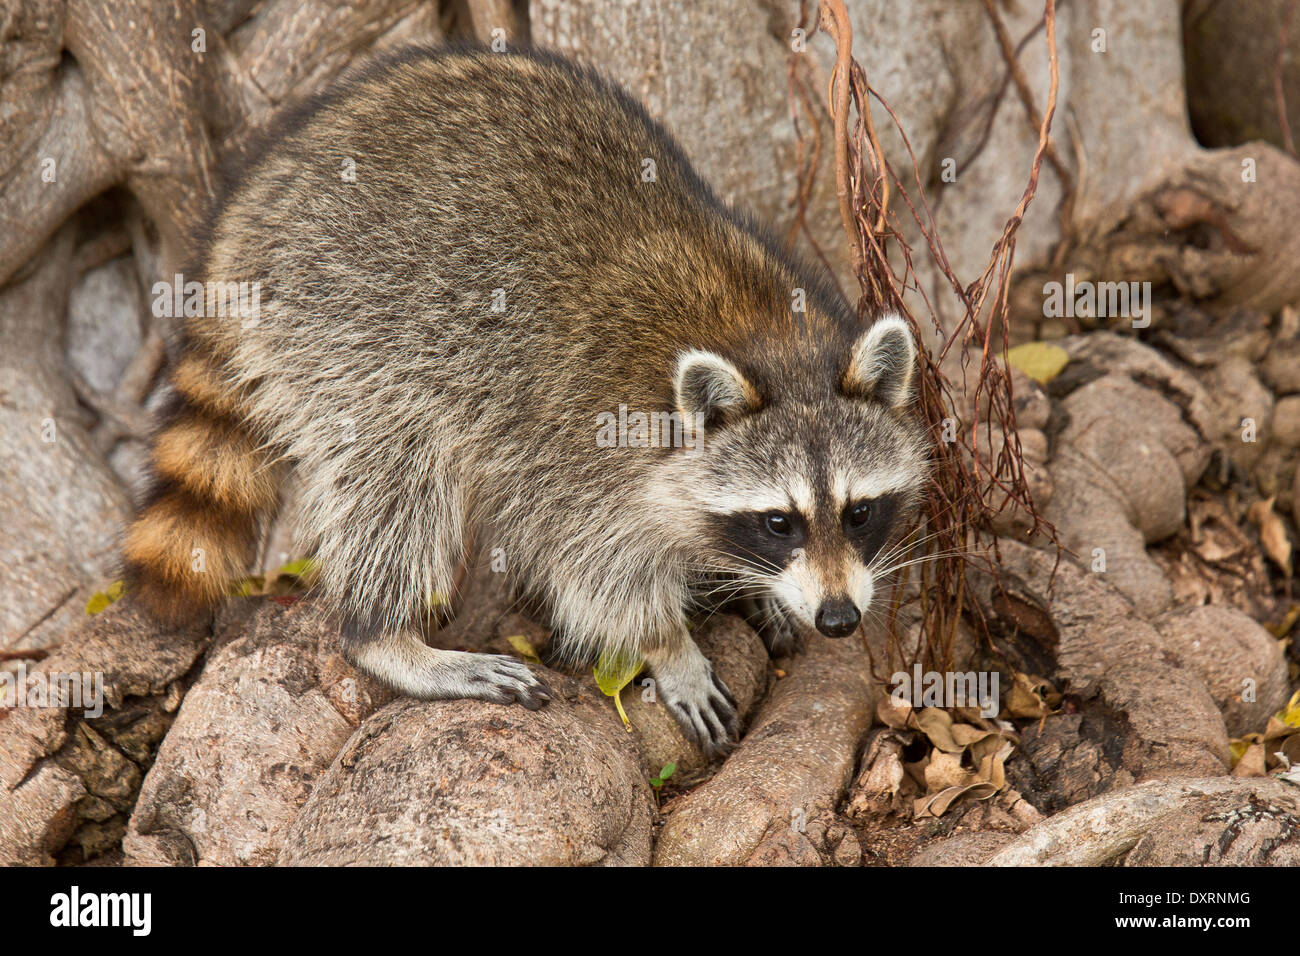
[85,579,126,615]
[1266,604,1300,638]
[1007,342,1069,385]
[594,648,643,732]
[229,575,265,597]
[506,634,542,665]
[1278,688,1300,729]
[275,556,320,579]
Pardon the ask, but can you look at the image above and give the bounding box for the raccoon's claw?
[711,670,737,709]
[664,670,740,758]
[467,655,554,711]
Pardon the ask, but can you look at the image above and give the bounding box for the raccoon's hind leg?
[642,627,739,757]
[341,625,553,710]
[311,457,553,708]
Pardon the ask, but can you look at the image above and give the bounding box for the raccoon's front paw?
[658,663,740,758]
[459,653,554,711]
[750,595,803,657]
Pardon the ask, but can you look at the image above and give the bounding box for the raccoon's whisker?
[876,523,945,553]
[688,568,767,583]
[693,580,770,601]
[886,524,948,551]
[870,527,962,565]
[858,606,900,643]
[868,527,952,571]
[856,602,888,631]
[869,550,968,579]
[684,564,773,597]
[755,596,789,636]
[695,586,771,606]
[687,557,771,576]
[700,544,786,577]
[877,545,968,566]
[684,563,772,587]
[871,548,968,573]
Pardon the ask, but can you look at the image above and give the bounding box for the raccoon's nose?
[815,599,860,638]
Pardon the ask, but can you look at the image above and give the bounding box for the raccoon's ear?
[844,313,917,408]
[674,350,761,429]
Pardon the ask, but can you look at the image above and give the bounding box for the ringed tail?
[123,348,280,623]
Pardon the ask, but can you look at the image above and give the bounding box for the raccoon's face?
[663,314,928,642]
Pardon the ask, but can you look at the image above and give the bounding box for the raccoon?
[124,46,929,755]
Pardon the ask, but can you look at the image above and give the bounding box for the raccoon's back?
[204,52,714,339]
[194,48,821,432]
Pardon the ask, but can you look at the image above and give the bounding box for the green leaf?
[658,762,676,781]
[594,648,643,732]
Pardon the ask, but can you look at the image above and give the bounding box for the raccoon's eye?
[764,512,794,537]
[845,500,873,532]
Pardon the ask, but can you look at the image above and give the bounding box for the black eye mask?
[844,492,906,566]
[707,509,808,572]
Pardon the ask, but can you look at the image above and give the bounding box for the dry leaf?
[915,707,966,753]
[1005,672,1052,718]
[876,694,915,730]
[915,783,998,818]
[950,722,1001,748]
[848,730,909,820]
[1280,304,1300,339]
[1247,496,1293,576]
[924,750,975,791]
[1232,742,1268,777]
[1264,716,1296,741]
